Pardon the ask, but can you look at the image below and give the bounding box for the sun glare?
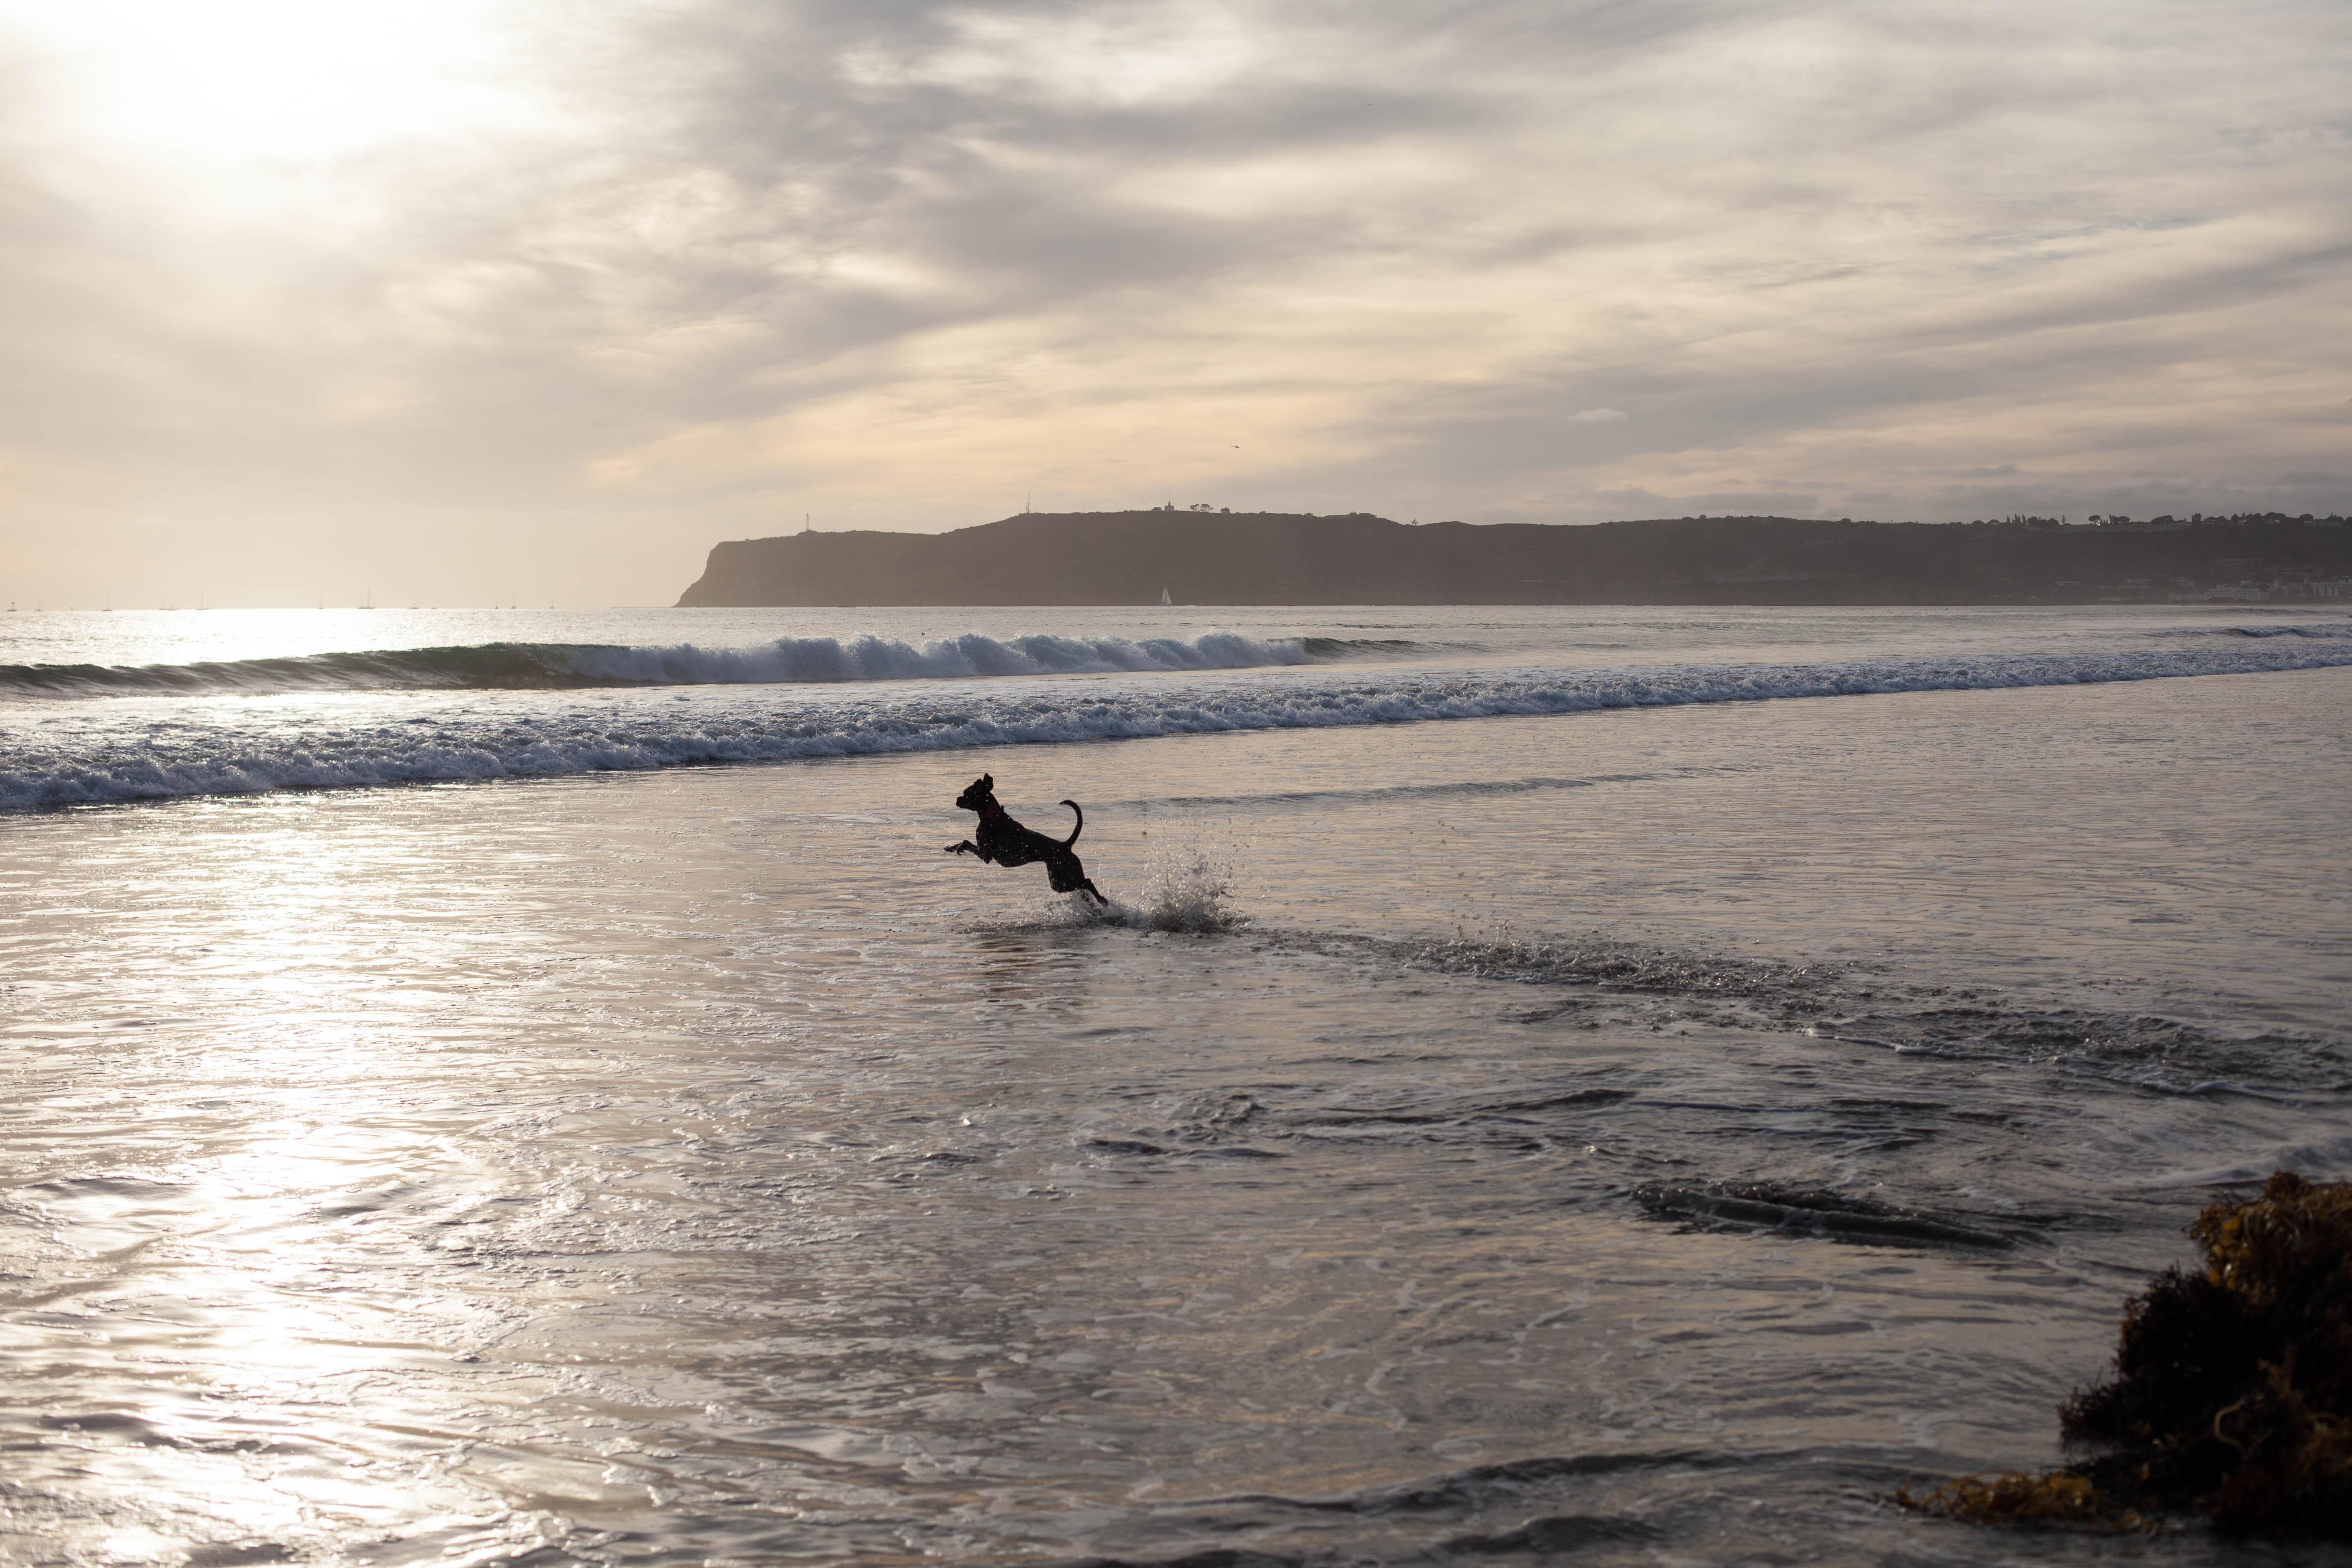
[4,0,541,175]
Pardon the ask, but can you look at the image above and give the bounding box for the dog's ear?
[980,773,993,788]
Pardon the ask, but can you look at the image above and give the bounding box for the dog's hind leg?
[1045,856,1104,902]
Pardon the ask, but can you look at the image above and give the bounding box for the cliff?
[674,511,2352,607]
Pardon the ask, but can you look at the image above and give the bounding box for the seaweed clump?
[1896,1470,2140,1529]
[1904,1170,2352,1537]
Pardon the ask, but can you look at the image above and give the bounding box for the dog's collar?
[982,802,1003,819]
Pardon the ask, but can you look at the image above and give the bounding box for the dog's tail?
[1059,799,1084,846]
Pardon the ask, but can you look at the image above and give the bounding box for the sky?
[0,0,2347,608]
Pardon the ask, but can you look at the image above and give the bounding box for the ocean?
[2,603,2348,1566]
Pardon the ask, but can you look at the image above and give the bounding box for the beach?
[3,606,2349,1564]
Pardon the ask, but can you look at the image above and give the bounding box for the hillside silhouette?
[675,510,2352,606]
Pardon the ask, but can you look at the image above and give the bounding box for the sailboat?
[1160,587,1172,605]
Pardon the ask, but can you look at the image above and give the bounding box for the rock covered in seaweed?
[1904,1170,2351,1538]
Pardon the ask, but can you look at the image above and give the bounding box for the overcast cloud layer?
[2,0,2347,606]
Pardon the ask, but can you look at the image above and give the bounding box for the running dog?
[944,774,1106,905]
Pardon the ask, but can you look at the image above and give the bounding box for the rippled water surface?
[3,607,2349,1566]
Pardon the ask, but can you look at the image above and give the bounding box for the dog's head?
[955,773,997,812]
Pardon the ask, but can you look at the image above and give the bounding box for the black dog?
[945,774,1106,905]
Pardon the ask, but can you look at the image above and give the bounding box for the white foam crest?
[559,631,1309,685]
[8,640,2352,810]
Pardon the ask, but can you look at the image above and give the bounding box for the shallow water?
[3,609,2349,1566]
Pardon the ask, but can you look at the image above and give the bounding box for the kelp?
[1902,1171,2352,1538]
[1896,1470,2142,1529]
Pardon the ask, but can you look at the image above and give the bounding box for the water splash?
[1103,852,1247,934]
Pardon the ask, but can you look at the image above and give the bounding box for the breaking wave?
[0,631,1314,699]
[7,640,2352,810]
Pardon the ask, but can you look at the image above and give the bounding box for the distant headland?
[674,509,2352,607]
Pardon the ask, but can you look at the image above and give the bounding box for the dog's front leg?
[945,839,980,856]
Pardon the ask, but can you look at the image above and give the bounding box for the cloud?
[0,0,2348,603]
